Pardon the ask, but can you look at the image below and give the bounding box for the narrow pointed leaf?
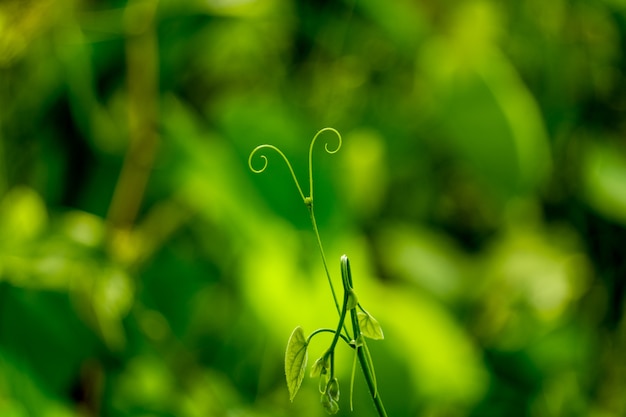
[285,326,308,401]
[358,311,384,340]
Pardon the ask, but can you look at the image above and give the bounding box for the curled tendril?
[247,127,343,205]
[308,128,342,202]
[248,128,344,317]
[248,144,306,202]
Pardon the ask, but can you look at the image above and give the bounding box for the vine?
[249,128,387,416]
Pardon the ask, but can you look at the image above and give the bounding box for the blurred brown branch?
[107,0,159,231]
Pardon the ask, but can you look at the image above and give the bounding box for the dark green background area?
[1,0,626,416]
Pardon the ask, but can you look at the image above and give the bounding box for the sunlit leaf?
[285,326,308,401]
[582,141,626,226]
[358,311,384,340]
[0,186,47,242]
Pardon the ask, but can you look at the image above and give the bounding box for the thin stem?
[307,328,352,347]
[309,204,343,321]
[306,128,345,328]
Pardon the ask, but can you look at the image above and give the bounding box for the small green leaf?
[358,311,384,340]
[311,353,330,378]
[312,354,331,394]
[321,392,340,414]
[318,371,329,394]
[346,290,359,310]
[285,326,308,401]
[327,377,340,402]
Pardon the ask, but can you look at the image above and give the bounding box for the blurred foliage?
[1,0,626,416]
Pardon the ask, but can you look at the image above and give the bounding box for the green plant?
[248,128,387,416]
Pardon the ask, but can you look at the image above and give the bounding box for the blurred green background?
[2,0,626,416]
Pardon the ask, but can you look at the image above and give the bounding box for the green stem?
[327,273,350,354]
[305,128,344,326]
[342,256,388,417]
[358,346,387,416]
[351,312,387,417]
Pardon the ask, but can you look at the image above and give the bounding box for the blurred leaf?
[358,0,426,53]
[376,224,469,301]
[582,141,626,226]
[0,348,77,417]
[0,186,47,243]
[419,2,551,200]
[478,223,591,348]
[386,287,488,404]
[285,326,308,402]
[91,267,133,350]
[112,355,173,411]
[60,211,105,249]
[339,129,388,221]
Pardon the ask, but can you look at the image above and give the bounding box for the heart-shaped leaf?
[358,311,384,340]
[285,326,308,401]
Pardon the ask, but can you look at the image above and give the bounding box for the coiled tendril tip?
[247,128,343,205]
[248,146,271,174]
[312,127,342,156]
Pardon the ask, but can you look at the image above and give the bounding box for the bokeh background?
[2,0,626,416]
